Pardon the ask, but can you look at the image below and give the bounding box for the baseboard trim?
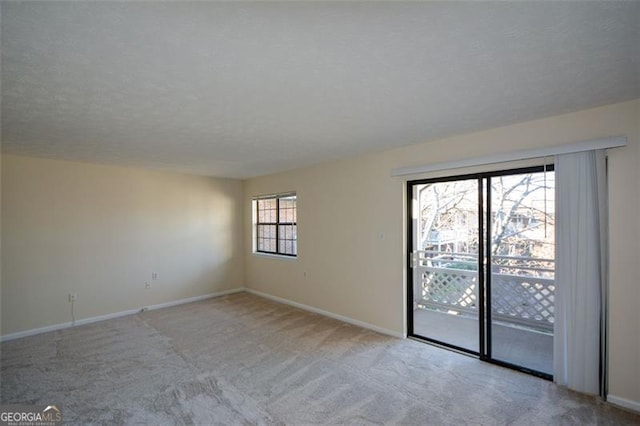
[607,395,640,413]
[0,288,245,342]
[245,288,405,339]
[143,288,244,312]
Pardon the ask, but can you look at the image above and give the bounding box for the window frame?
[254,192,297,258]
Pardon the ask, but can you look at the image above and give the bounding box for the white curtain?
[554,149,607,396]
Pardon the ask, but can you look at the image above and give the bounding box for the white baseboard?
[245,288,405,339]
[143,288,244,312]
[0,288,245,342]
[607,395,640,413]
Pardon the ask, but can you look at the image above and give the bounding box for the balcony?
[412,250,554,374]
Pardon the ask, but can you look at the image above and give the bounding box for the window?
[254,193,297,257]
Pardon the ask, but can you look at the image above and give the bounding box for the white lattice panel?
[418,266,555,331]
[492,275,555,324]
[422,267,477,309]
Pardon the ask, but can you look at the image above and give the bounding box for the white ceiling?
[2,2,639,179]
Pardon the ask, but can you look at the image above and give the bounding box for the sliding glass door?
[488,171,555,375]
[410,178,480,353]
[408,166,555,378]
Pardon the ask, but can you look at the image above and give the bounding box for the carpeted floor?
[1,292,638,425]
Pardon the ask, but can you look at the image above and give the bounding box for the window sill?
[252,252,298,261]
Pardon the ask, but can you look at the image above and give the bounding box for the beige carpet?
[1,292,638,425]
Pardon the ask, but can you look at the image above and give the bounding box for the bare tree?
[418,172,554,263]
[419,180,476,251]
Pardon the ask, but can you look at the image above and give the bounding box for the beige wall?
[1,155,245,335]
[244,99,640,405]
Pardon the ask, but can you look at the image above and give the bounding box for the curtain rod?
[391,136,627,177]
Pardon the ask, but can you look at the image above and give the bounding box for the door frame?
[406,165,554,380]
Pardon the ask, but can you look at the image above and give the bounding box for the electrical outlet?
[151,272,159,280]
[68,293,77,302]
[145,282,151,289]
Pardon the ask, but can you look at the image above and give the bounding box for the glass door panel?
[411,179,480,353]
[488,171,555,375]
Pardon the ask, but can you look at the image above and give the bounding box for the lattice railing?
[420,267,478,315]
[415,254,554,332]
[491,274,554,331]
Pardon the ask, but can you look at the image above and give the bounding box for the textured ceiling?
[2,2,639,179]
